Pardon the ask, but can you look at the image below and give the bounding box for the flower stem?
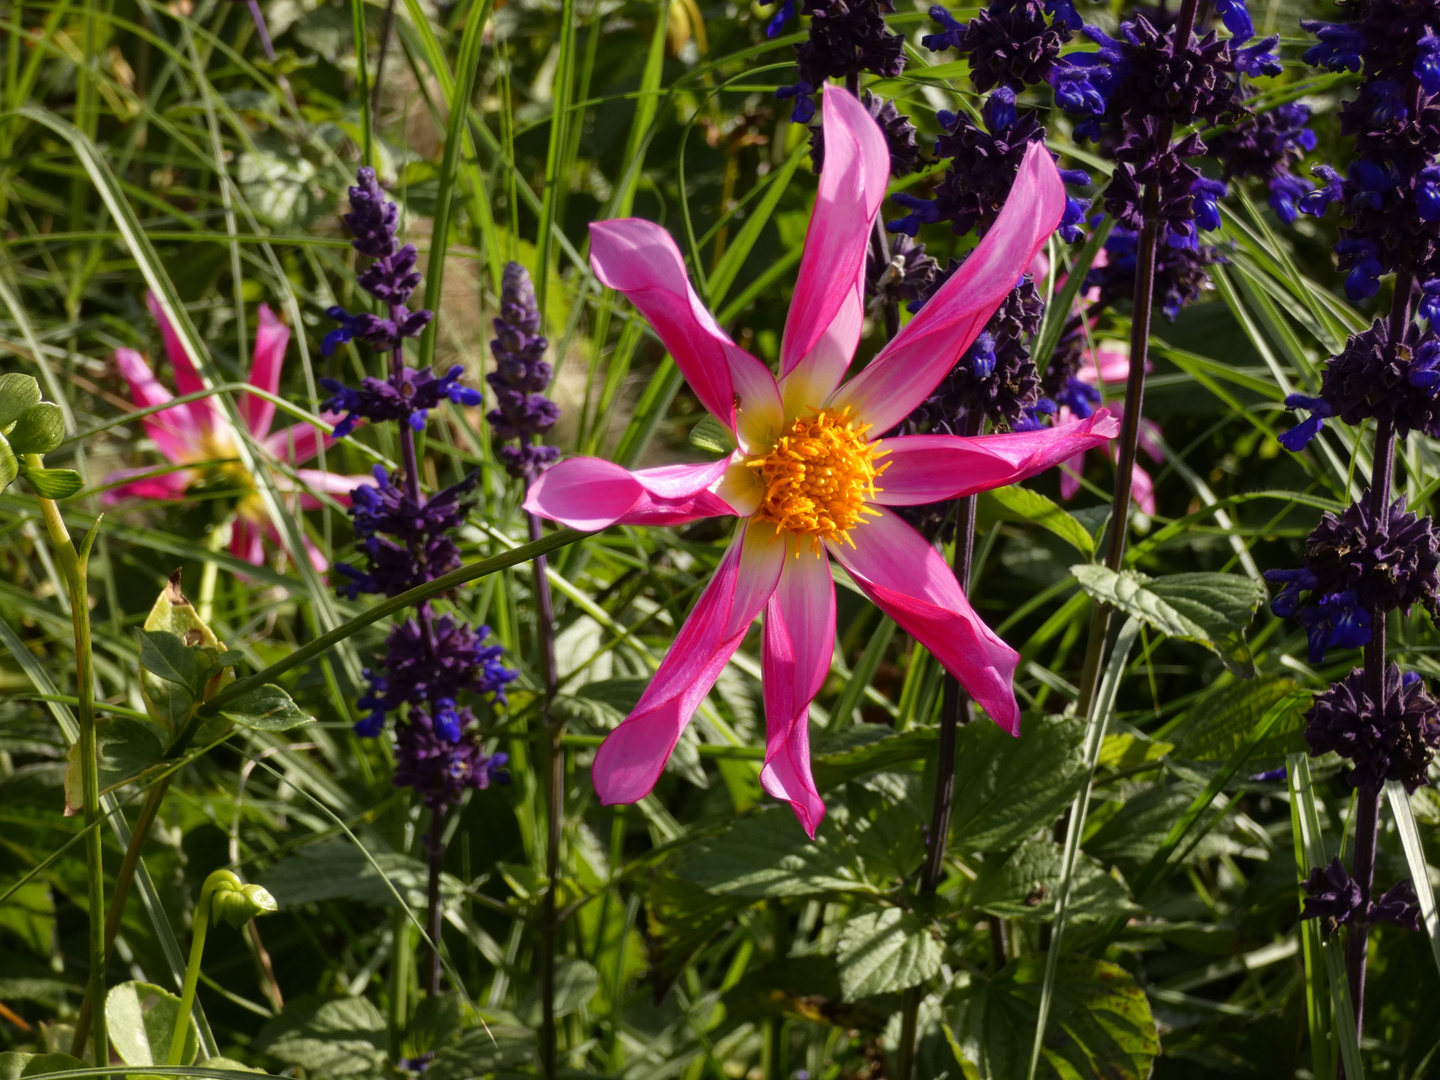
[523,435,562,1080]
[33,483,106,1071]
[1343,273,1411,1062]
[168,881,216,1068]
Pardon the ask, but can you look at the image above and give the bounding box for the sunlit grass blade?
[1385,781,1440,981]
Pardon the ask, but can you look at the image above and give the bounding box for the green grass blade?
[1027,616,1141,1080]
[1385,781,1440,981]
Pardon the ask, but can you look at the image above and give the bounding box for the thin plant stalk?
[32,475,106,1070]
[424,807,447,996]
[524,434,562,1080]
[1345,272,1412,1053]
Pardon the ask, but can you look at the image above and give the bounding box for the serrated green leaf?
[1174,675,1306,769]
[105,980,198,1068]
[21,468,83,499]
[253,996,387,1079]
[1072,566,1265,676]
[677,808,868,898]
[687,413,735,455]
[950,713,1085,853]
[64,716,166,815]
[257,840,462,910]
[981,485,1095,558]
[0,373,42,429]
[967,840,1138,923]
[520,958,600,1024]
[6,402,64,455]
[836,907,942,1000]
[813,727,938,791]
[950,956,1159,1080]
[217,683,313,731]
[645,875,751,994]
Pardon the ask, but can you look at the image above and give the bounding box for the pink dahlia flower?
[1057,345,1164,516]
[525,86,1120,836]
[106,293,370,570]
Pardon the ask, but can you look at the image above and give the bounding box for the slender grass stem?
[168,888,215,1067]
[33,481,106,1071]
[424,806,446,996]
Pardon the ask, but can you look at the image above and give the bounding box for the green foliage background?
[1,0,1438,1076]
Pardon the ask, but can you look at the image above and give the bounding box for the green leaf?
[105,980,199,1068]
[981,485,1095,559]
[950,713,1085,853]
[950,956,1159,1080]
[687,413,735,455]
[645,875,751,994]
[424,1018,535,1080]
[1174,675,1306,769]
[21,468,83,500]
[677,809,867,898]
[0,373,42,429]
[142,571,223,647]
[64,716,166,815]
[0,437,17,492]
[216,683,314,732]
[813,727,938,791]
[967,840,1137,924]
[257,840,461,909]
[0,1053,89,1080]
[1071,566,1266,676]
[1084,785,1239,872]
[401,992,466,1058]
[0,880,54,954]
[6,402,64,455]
[835,907,942,1001]
[252,996,388,1079]
[139,630,203,690]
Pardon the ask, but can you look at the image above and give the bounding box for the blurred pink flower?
[1058,345,1164,515]
[523,86,1120,836]
[105,293,369,570]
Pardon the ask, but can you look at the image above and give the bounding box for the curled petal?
[523,456,737,531]
[100,465,192,504]
[872,410,1120,505]
[588,219,780,437]
[761,539,835,837]
[828,508,1022,735]
[778,84,890,411]
[593,522,786,805]
[262,416,346,466]
[830,143,1066,433]
[243,304,290,439]
[286,469,372,509]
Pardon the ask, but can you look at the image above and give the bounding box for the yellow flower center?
[747,407,887,546]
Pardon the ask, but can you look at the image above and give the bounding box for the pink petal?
[263,418,343,465]
[830,143,1066,434]
[1138,418,1164,462]
[1131,462,1156,517]
[523,456,737,531]
[100,466,192,504]
[776,85,889,411]
[147,292,218,433]
[760,540,834,838]
[1059,454,1084,501]
[589,219,782,443]
[872,409,1120,506]
[242,304,290,440]
[592,522,786,806]
[230,517,265,569]
[114,347,201,464]
[1080,345,1143,388]
[828,508,1022,735]
[290,469,371,509]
